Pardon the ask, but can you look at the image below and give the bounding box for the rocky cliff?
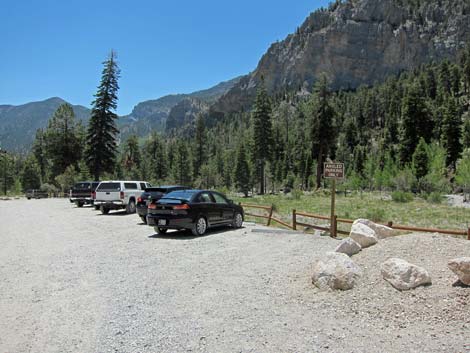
[211,0,470,115]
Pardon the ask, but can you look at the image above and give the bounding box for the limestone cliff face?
[212,0,470,115]
[165,98,209,135]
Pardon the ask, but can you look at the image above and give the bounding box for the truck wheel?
[126,199,136,214]
[154,227,168,235]
[100,206,110,215]
[94,205,100,210]
[76,201,84,208]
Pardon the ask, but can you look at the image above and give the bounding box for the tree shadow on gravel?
[148,226,243,240]
[452,280,470,288]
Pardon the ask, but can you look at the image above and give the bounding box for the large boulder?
[312,252,362,291]
[381,258,432,291]
[448,257,470,285]
[349,223,378,248]
[353,219,395,239]
[335,237,362,257]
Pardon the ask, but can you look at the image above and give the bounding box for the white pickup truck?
[94,180,151,215]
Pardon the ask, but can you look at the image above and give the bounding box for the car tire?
[155,227,167,235]
[192,216,207,236]
[100,206,110,215]
[126,199,136,214]
[140,215,147,224]
[76,201,84,208]
[94,205,100,210]
[232,212,243,228]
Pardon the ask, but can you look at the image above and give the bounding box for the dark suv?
[146,189,244,236]
[69,181,100,207]
[137,185,189,223]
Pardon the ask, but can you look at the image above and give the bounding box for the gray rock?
[381,258,432,291]
[335,237,362,257]
[349,223,378,248]
[353,219,396,239]
[312,252,362,291]
[448,257,470,285]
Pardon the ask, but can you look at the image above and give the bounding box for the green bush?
[291,189,303,200]
[425,192,443,204]
[391,191,414,203]
[365,208,386,222]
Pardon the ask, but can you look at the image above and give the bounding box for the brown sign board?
[324,163,344,179]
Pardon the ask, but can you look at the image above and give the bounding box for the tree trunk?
[259,162,265,195]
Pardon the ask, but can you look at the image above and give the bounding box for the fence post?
[267,205,274,226]
[332,215,338,238]
[292,209,297,231]
[387,221,393,228]
[467,227,470,241]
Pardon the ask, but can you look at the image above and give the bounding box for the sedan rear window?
[161,190,198,202]
[97,182,121,191]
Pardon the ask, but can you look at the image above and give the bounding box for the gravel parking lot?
[1,199,469,353]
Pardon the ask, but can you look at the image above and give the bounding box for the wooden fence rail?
[241,203,470,240]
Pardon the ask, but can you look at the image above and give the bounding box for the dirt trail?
[0,199,469,353]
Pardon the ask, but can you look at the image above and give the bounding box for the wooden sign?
[324,162,344,179]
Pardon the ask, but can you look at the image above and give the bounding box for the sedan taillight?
[148,203,157,209]
[173,204,190,210]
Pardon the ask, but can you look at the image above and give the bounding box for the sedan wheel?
[233,212,243,228]
[192,217,207,236]
[154,227,167,235]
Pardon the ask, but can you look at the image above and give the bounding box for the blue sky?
[0,0,331,115]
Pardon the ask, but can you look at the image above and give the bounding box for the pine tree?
[171,141,192,185]
[441,96,463,168]
[252,79,273,194]
[32,128,49,183]
[20,155,41,190]
[308,75,336,189]
[462,117,470,149]
[234,143,251,197]
[399,83,431,164]
[412,137,429,180]
[194,114,206,177]
[121,135,141,179]
[85,50,120,180]
[44,103,82,178]
[143,132,167,182]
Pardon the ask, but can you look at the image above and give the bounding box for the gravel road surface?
[1,199,469,353]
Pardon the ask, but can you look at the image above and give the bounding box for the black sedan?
[147,189,244,236]
[137,185,189,223]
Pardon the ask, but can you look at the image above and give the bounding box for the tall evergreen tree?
[399,83,431,164]
[143,132,167,182]
[121,135,141,179]
[32,128,48,183]
[171,141,192,185]
[234,143,251,197]
[308,75,336,189]
[85,50,120,180]
[20,155,41,190]
[412,137,429,180]
[193,114,206,177]
[441,96,463,168]
[44,103,82,178]
[252,79,273,194]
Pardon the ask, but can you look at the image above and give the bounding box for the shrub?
[365,208,386,222]
[291,189,303,200]
[425,192,443,204]
[391,191,414,203]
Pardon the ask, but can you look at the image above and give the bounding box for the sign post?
[324,162,345,238]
